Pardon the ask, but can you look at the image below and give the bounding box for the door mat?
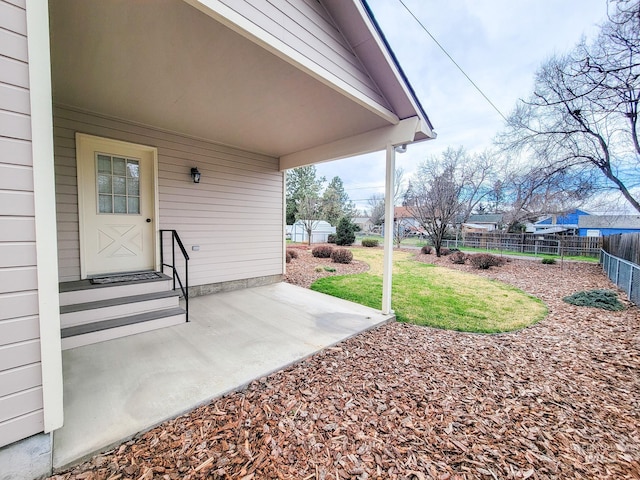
[90,272,164,284]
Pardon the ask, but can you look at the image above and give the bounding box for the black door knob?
[146,218,151,223]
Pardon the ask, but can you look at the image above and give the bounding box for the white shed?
[290,221,336,244]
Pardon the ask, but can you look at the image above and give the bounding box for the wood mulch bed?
[50,249,640,479]
[284,244,369,288]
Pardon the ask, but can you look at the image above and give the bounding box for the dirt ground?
[50,248,640,479]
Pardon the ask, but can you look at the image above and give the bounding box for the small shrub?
[327,234,336,244]
[312,245,333,258]
[469,253,505,270]
[323,266,336,272]
[335,217,357,246]
[286,248,299,259]
[362,238,379,247]
[285,251,292,263]
[449,251,467,264]
[314,266,324,272]
[421,245,433,254]
[541,257,556,265]
[563,289,625,311]
[331,248,353,264]
[439,248,451,256]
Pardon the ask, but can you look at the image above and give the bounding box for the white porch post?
[382,144,395,315]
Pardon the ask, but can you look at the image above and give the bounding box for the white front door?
[76,134,158,278]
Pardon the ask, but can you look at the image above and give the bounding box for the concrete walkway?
[53,283,393,469]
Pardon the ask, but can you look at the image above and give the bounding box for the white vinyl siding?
[214,0,390,110]
[0,0,45,448]
[54,106,284,286]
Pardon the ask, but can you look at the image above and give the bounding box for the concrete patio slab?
[52,282,393,469]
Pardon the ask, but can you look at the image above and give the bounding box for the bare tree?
[367,193,385,226]
[500,162,591,231]
[295,194,323,245]
[409,157,462,256]
[499,1,640,212]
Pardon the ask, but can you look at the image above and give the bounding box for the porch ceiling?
[48,0,392,159]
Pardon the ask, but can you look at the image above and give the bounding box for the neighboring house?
[462,214,504,233]
[388,206,421,234]
[578,215,640,237]
[353,216,374,233]
[290,220,336,243]
[532,209,590,235]
[0,0,434,476]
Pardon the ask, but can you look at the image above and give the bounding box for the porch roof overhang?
[48,0,434,170]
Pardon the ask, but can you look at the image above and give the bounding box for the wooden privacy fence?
[443,232,602,257]
[602,233,640,265]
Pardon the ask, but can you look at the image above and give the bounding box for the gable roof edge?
[359,0,434,135]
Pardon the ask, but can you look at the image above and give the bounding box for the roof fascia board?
[356,0,435,136]
[280,116,424,170]
[184,0,399,124]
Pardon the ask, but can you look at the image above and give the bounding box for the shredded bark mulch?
[50,249,640,479]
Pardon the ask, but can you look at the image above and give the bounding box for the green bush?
[312,245,333,258]
[563,289,625,311]
[421,245,433,254]
[335,217,357,246]
[361,238,379,247]
[323,266,336,272]
[286,248,299,259]
[449,251,467,264]
[541,257,556,265]
[468,253,505,270]
[331,248,353,264]
[327,234,336,244]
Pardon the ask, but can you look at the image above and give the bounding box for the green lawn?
[311,249,547,333]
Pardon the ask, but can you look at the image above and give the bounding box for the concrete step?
[60,290,181,328]
[61,307,186,350]
[59,272,174,306]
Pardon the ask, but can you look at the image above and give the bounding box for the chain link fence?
[601,249,640,306]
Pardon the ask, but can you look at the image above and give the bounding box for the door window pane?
[127,161,139,178]
[98,174,112,194]
[127,178,139,196]
[113,176,126,195]
[97,155,111,173]
[113,157,126,176]
[96,154,142,215]
[128,197,140,214]
[114,196,127,213]
[99,195,112,213]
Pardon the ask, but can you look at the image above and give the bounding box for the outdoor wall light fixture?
[394,144,407,154]
[191,167,201,183]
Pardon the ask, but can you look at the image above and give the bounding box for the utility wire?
[396,0,509,123]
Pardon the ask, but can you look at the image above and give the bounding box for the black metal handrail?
[159,229,190,322]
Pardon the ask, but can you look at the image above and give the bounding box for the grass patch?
[311,249,546,333]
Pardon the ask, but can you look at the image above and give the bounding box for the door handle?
[146,218,152,223]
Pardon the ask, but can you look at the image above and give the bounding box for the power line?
[396,0,509,123]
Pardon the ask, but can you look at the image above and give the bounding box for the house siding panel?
[54,107,284,285]
[0,0,45,449]
[213,0,390,110]
[0,364,42,398]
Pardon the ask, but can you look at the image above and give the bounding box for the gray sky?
[315,0,609,213]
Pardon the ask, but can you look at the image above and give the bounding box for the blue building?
[532,209,590,235]
[578,215,640,236]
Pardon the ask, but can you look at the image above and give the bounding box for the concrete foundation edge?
[0,433,52,480]
[188,274,283,297]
